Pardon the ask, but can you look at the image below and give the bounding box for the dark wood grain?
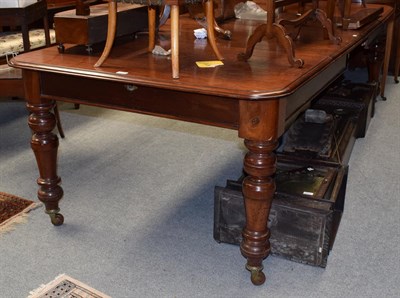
[11,4,391,99]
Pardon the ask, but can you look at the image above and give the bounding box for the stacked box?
[277,107,359,165]
[314,80,378,138]
[214,78,377,267]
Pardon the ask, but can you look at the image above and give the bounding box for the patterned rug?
[28,274,111,298]
[0,191,37,233]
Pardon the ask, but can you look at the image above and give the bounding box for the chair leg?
[204,0,223,61]
[43,14,51,47]
[21,24,31,52]
[170,5,180,79]
[53,103,65,139]
[342,0,352,29]
[94,0,118,67]
[148,6,156,52]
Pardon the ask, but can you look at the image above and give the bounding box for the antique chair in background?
[322,0,398,98]
[0,0,63,137]
[333,0,398,95]
[238,0,343,68]
[368,0,400,83]
[0,0,52,54]
[94,0,224,79]
[363,0,398,97]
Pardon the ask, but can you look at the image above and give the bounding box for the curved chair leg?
[53,103,65,139]
[148,6,157,52]
[204,0,223,61]
[159,5,171,27]
[94,0,117,67]
[213,19,231,40]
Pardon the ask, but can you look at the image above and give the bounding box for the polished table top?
[10,4,391,100]
[9,2,393,286]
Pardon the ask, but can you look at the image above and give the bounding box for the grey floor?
[0,76,399,298]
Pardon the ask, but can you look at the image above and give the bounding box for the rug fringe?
[0,202,42,235]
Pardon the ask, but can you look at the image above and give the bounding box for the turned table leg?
[241,139,277,285]
[24,70,64,226]
[238,99,285,285]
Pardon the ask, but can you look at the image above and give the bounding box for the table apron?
[40,72,240,130]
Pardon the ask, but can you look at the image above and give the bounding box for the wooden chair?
[0,0,51,53]
[94,0,224,79]
[364,0,398,98]
[0,0,64,137]
[328,0,396,98]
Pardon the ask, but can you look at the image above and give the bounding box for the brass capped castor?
[246,264,266,286]
[46,209,64,226]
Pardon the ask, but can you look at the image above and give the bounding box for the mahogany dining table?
[9,2,393,285]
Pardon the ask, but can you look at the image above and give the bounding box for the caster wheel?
[293,58,304,68]
[86,46,93,54]
[58,44,65,53]
[250,270,266,286]
[50,213,64,226]
[221,30,232,40]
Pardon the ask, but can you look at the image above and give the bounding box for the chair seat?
[0,29,56,58]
